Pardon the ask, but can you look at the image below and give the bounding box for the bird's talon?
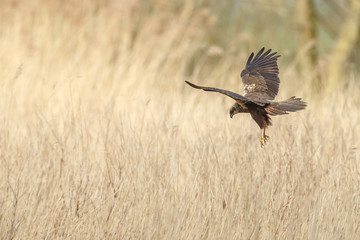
[260,134,270,147]
[260,138,265,147]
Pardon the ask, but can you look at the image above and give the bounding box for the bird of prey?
[185,47,307,147]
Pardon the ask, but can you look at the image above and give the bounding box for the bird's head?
[229,106,235,118]
[229,103,238,118]
[230,102,246,118]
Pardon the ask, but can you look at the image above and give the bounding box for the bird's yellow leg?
[260,129,265,147]
[260,129,270,147]
[263,129,270,143]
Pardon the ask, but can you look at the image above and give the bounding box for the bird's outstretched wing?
[185,81,249,104]
[241,47,280,103]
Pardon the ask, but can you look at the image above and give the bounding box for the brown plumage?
[185,47,307,146]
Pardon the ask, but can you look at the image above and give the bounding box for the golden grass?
[0,1,359,239]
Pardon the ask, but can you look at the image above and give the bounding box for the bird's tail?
[265,97,307,116]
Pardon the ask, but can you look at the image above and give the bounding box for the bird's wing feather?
[241,47,280,101]
[185,81,254,105]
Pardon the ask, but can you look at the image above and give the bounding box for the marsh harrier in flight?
[186,47,306,146]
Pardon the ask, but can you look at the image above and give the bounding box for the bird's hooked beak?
[229,110,234,119]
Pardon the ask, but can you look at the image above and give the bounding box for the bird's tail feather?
[266,97,307,116]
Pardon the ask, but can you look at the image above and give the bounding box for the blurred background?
[0,1,359,238]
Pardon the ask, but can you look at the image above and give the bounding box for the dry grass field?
[0,1,359,239]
